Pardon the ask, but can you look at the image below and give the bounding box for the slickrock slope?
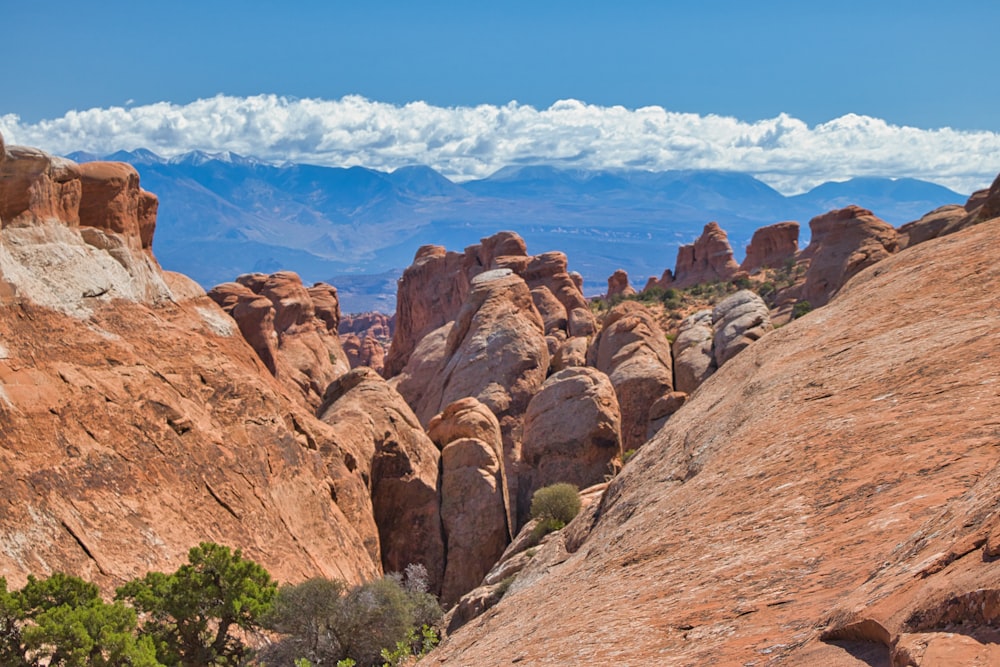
[0,137,379,591]
[428,216,1000,666]
[0,296,381,590]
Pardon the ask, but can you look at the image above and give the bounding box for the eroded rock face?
[384,245,468,378]
[307,283,342,333]
[521,368,622,505]
[711,290,773,367]
[418,271,549,438]
[0,147,171,315]
[797,206,898,308]
[317,368,445,593]
[672,310,716,394]
[740,221,799,273]
[672,222,742,289]
[606,269,636,299]
[339,311,393,341]
[587,301,673,451]
[209,272,350,409]
[341,334,386,374]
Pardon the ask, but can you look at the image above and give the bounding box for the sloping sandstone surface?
[0,137,380,592]
[427,216,1000,665]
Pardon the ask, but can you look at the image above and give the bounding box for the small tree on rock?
[117,542,275,666]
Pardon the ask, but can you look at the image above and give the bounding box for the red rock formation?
[586,301,673,451]
[672,222,742,289]
[972,172,1000,222]
[429,398,511,605]
[76,162,157,256]
[521,367,622,504]
[796,206,898,308]
[711,289,773,367]
[605,269,636,299]
[0,146,81,227]
[317,368,446,593]
[0,146,170,314]
[672,309,715,394]
[896,205,967,250]
[739,221,799,273]
[341,333,386,374]
[339,311,394,342]
[0,138,380,589]
[307,282,342,333]
[430,214,1000,667]
[384,245,468,378]
[385,233,592,379]
[896,175,1000,250]
[209,272,350,409]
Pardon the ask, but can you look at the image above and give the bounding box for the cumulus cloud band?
[1,94,997,194]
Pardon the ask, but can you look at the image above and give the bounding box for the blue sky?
[3,1,1000,193]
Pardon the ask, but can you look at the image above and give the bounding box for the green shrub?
[530,483,582,532]
[756,281,776,299]
[2,573,159,667]
[117,542,276,666]
[792,300,813,319]
[261,565,441,667]
[636,286,665,303]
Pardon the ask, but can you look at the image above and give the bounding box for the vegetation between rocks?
[0,544,441,667]
[530,483,582,538]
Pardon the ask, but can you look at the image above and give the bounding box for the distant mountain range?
[68,150,969,312]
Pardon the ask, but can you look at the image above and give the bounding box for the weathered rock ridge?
[0,143,171,315]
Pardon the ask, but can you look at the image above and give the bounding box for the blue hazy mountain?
[66,150,969,311]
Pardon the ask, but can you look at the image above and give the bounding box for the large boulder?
[521,367,622,504]
[587,301,673,451]
[672,222,742,289]
[672,309,716,394]
[317,368,446,593]
[430,398,511,605]
[711,290,773,367]
[740,221,799,273]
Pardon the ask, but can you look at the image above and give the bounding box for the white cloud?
[1,94,998,194]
